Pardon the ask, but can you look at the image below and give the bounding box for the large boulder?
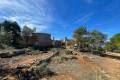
[0,52,10,58]
[12,50,25,56]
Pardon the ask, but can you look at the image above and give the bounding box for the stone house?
[20,33,52,47]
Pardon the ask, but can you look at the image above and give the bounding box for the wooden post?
[65,37,67,48]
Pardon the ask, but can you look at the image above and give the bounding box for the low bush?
[113,49,120,53]
[24,47,34,52]
[31,62,55,78]
[52,56,65,63]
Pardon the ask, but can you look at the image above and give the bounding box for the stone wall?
[0,50,25,58]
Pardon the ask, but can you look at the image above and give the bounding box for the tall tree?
[105,33,120,53]
[91,30,107,48]
[22,25,36,37]
[1,20,21,45]
[73,26,88,47]
[73,27,107,52]
[110,33,120,46]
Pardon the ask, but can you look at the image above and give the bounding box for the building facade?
[20,33,52,47]
[32,33,52,47]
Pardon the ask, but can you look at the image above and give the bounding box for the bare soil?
[0,49,120,80]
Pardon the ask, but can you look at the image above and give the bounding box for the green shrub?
[113,48,120,53]
[104,43,114,52]
[114,50,120,53]
[52,56,65,63]
[31,62,53,77]
[24,47,34,52]
[0,32,12,46]
[96,47,105,51]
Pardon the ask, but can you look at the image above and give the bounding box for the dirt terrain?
[48,50,120,80]
[0,49,120,80]
[84,53,120,80]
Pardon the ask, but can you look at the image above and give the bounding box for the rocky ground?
[0,49,120,80]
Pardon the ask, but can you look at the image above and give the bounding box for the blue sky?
[0,0,120,40]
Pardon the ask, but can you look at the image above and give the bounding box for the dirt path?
[49,74,75,80]
[78,53,120,80]
[48,50,107,80]
[92,56,120,80]
[68,49,120,80]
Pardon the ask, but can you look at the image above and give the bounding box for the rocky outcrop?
[12,50,25,57]
[0,50,25,58]
[0,52,10,58]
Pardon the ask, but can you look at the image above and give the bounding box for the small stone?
[41,78,47,80]
[17,64,30,69]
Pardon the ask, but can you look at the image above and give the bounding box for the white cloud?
[23,22,47,31]
[0,0,54,32]
[76,12,94,23]
[2,15,48,32]
[0,0,28,11]
[3,16,21,21]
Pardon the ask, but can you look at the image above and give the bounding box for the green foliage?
[73,26,89,48]
[52,55,65,63]
[0,20,21,45]
[110,33,120,46]
[91,30,107,49]
[24,47,34,52]
[91,30,106,43]
[33,62,51,77]
[36,62,48,71]
[104,43,114,52]
[105,33,120,53]
[96,47,105,52]
[1,20,21,32]
[114,49,120,53]
[73,26,107,52]
[73,27,87,41]
[22,25,36,37]
[0,32,13,46]
[73,27,87,37]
